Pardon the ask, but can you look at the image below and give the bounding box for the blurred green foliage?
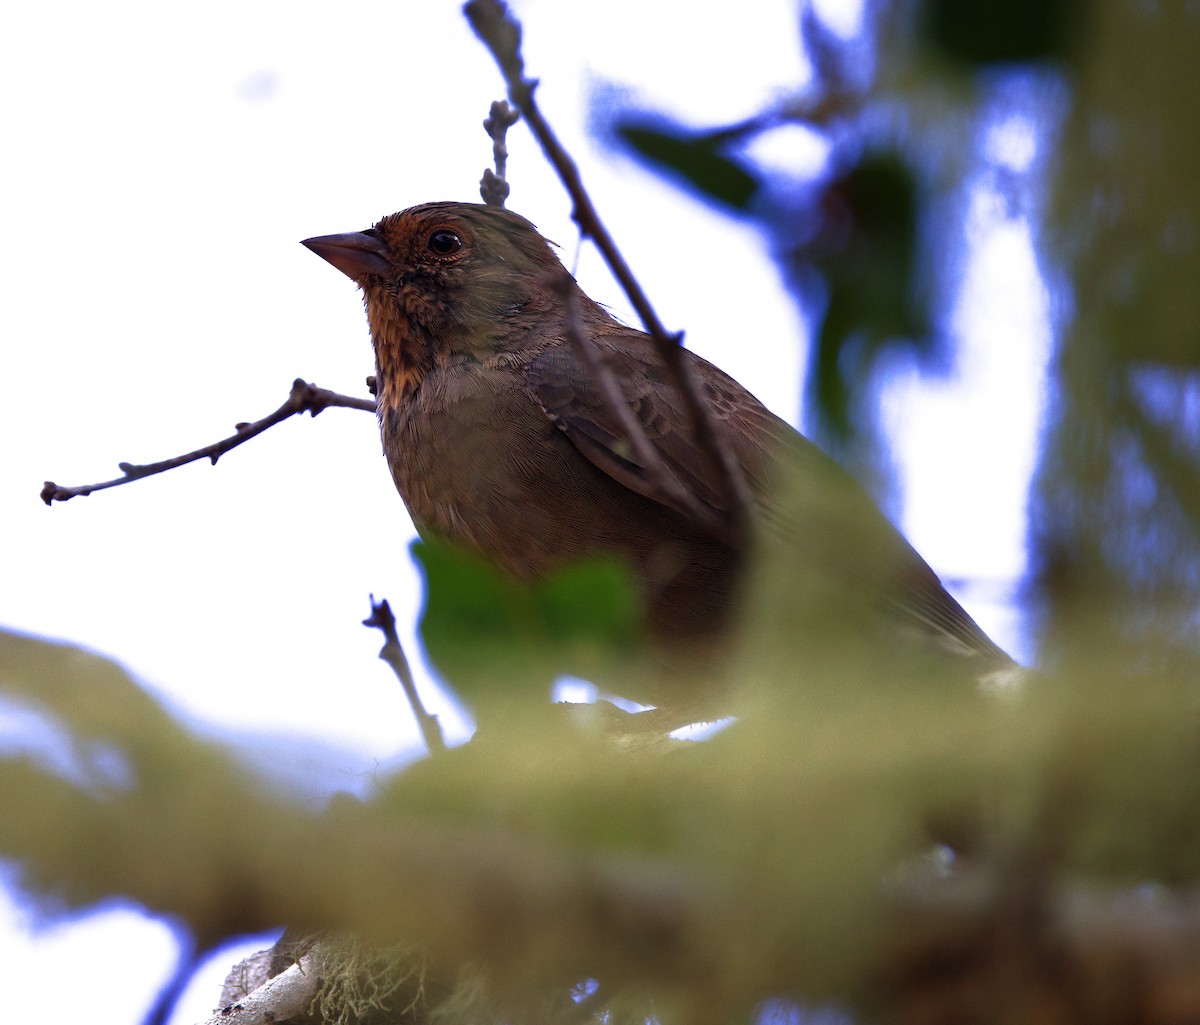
[604,0,1200,663]
[7,600,1200,1017]
[922,0,1079,65]
[1036,1,1200,660]
[808,153,927,443]
[412,538,641,712]
[614,120,761,212]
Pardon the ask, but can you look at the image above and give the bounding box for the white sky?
[1,1,1047,1021]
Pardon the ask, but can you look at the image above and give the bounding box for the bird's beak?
[301,231,391,281]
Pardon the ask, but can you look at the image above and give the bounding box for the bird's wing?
[526,332,789,520]
[525,331,1012,668]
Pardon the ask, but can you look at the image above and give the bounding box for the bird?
[302,201,1013,714]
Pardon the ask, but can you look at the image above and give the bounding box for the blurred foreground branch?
[9,630,1200,1023]
[199,868,1200,1025]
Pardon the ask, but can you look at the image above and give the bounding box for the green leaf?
[806,152,928,441]
[537,559,640,648]
[616,122,760,212]
[411,540,642,711]
[922,0,1079,66]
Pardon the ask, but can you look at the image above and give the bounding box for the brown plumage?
[303,202,1013,709]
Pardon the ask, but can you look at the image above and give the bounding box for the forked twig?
[364,596,446,755]
[41,378,375,505]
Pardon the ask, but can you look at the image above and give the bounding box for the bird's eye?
[427,229,463,256]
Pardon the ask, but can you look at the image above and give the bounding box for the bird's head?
[303,202,572,403]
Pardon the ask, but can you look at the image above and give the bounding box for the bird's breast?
[381,361,598,577]
[378,360,735,605]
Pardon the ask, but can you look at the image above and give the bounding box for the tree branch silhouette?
[364,596,446,755]
[464,0,752,541]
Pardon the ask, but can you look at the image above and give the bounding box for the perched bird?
[303,202,1012,711]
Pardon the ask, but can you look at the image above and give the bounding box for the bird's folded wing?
[526,331,1012,668]
[525,332,789,519]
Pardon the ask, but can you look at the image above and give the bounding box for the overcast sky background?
[1,1,1049,1021]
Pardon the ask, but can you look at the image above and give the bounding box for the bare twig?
[143,929,207,1025]
[551,273,734,543]
[464,0,752,541]
[364,596,446,755]
[480,99,520,207]
[41,378,376,505]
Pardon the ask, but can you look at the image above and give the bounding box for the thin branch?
[41,378,376,505]
[143,928,205,1025]
[464,0,752,542]
[364,596,446,755]
[551,273,734,543]
[480,99,520,208]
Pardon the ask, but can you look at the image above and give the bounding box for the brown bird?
[303,202,1013,713]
